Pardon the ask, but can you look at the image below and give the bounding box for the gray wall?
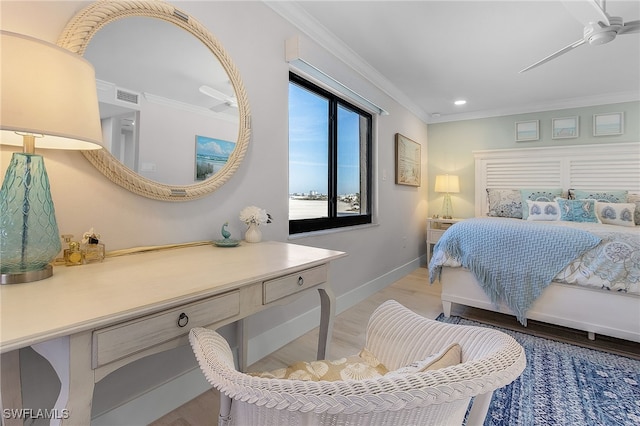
[1,1,428,423]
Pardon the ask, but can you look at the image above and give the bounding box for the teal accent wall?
[427,101,640,219]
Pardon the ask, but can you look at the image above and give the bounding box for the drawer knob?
[177,312,189,328]
[297,276,304,286]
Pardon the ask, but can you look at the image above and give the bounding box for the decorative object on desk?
[395,133,421,186]
[239,206,272,243]
[434,174,460,219]
[0,31,102,284]
[215,222,239,247]
[62,235,83,266]
[81,228,105,263]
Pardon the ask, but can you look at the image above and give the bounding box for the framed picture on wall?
[552,116,579,139]
[195,135,236,181]
[593,112,624,136]
[395,133,421,187]
[515,120,539,142]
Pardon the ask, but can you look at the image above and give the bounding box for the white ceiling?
[267,0,640,123]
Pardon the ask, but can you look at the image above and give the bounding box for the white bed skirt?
[440,267,640,343]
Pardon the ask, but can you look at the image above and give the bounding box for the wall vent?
[116,89,139,105]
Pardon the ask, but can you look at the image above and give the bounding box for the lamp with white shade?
[434,174,460,219]
[0,30,103,284]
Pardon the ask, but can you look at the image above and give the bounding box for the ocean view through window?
[289,73,372,233]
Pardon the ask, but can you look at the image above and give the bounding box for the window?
[289,72,372,234]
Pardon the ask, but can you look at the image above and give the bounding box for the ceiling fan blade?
[562,0,610,27]
[619,20,640,35]
[519,38,586,73]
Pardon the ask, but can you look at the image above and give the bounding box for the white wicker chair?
[189,300,526,426]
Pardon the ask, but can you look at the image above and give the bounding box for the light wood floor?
[149,266,640,426]
[150,267,441,426]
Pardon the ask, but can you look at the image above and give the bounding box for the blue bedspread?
[429,218,602,324]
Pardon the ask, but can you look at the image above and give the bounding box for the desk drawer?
[93,291,239,368]
[263,265,327,304]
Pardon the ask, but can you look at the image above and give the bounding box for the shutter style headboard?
[474,142,640,217]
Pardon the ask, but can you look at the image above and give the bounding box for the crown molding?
[265,1,639,125]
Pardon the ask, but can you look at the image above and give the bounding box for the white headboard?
[474,142,640,217]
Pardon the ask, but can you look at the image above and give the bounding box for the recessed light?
[454,100,467,106]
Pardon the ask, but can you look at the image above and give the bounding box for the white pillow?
[595,202,636,227]
[525,200,560,221]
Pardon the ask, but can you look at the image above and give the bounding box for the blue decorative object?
[214,222,239,247]
[0,153,61,282]
[221,222,231,239]
[439,315,640,426]
[557,198,599,223]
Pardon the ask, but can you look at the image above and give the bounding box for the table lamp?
[1,31,103,284]
[434,174,460,219]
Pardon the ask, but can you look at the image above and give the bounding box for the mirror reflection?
[84,16,240,186]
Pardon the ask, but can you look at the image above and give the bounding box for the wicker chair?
[189,300,526,426]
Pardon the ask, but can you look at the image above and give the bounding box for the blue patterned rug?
[437,315,640,426]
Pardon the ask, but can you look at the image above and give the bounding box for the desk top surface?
[0,241,346,352]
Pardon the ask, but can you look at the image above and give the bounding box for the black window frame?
[289,72,373,234]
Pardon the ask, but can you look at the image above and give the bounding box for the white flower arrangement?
[239,206,272,226]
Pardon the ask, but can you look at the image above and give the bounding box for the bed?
[429,142,640,343]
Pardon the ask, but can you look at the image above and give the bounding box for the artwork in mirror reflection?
[195,135,235,181]
[84,16,240,186]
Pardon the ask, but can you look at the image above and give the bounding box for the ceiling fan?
[199,84,238,112]
[520,0,640,73]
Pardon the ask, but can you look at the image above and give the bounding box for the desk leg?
[236,319,247,372]
[1,350,23,426]
[31,332,94,426]
[316,285,335,360]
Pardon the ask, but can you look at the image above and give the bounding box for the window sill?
[288,222,379,240]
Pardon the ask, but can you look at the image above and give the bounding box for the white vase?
[244,223,262,243]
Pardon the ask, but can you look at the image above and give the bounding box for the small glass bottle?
[64,240,83,266]
[82,237,105,264]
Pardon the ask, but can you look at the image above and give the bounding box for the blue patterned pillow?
[627,193,640,225]
[525,200,560,221]
[595,202,636,227]
[569,189,628,203]
[521,188,563,219]
[557,198,599,223]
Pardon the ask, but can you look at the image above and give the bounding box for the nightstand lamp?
[434,174,460,219]
[0,31,103,284]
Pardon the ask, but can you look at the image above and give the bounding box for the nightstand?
[426,218,463,263]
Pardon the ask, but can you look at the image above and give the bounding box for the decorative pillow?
[521,188,563,219]
[595,202,636,227]
[557,198,599,223]
[627,193,640,226]
[525,200,560,221]
[487,189,522,218]
[249,347,389,381]
[568,189,628,203]
[386,343,461,376]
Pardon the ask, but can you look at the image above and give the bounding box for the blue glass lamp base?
[0,153,61,284]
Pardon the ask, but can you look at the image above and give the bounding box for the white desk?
[0,241,346,426]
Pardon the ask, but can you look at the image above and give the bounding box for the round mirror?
[58,0,250,201]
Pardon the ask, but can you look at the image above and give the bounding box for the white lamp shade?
[434,174,460,193]
[0,30,103,150]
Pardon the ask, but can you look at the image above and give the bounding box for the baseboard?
[91,255,424,425]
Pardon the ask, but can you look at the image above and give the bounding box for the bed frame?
[439,142,640,343]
